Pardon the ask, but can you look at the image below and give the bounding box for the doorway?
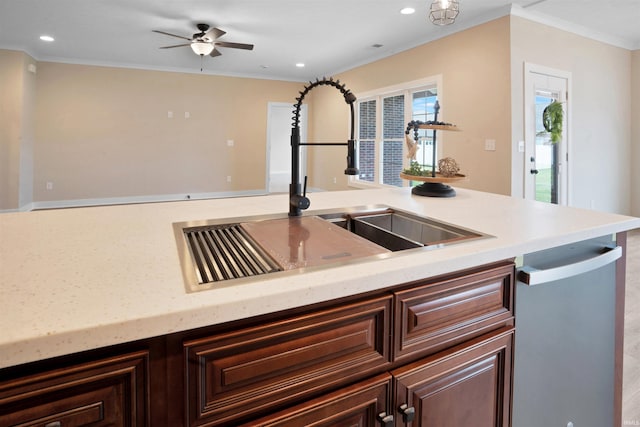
[266,102,307,193]
[524,64,570,205]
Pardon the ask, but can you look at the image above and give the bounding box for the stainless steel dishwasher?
[512,234,623,427]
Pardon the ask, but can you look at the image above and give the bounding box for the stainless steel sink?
[174,205,490,291]
[317,206,487,252]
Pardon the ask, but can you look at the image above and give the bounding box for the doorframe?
[266,102,308,193]
[523,62,572,205]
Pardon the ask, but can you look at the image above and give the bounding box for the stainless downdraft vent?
[182,224,281,284]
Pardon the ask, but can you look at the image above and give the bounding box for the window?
[410,89,439,174]
[356,78,440,187]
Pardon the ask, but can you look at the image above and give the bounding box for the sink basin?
[173,205,490,292]
[319,206,486,252]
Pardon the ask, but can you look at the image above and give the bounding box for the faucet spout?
[289,78,358,217]
[289,129,310,215]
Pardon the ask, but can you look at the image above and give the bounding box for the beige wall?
[304,86,355,191]
[0,50,35,211]
[632,50,640,216]
[0,50,22,209]
[510,16,632,214]
[308,17,512,195]
[33,63,301,203]
[3,17,636,213]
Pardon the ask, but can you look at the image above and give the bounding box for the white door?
[524,64,570,205]
[266,103,307,193]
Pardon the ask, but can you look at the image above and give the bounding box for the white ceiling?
[1,0,638,82]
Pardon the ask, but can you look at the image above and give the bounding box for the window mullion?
[355,80,439,188]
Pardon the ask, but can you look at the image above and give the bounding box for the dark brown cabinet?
[0,260,515,427]
[183,295,392,426]
[240,327,513,427]
[241,373,393,427]
[393,327,513,427]
[177,261,514,426]
[0,351,149,427]
[393,262,513,362]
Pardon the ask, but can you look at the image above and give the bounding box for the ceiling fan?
[153,23,254,58]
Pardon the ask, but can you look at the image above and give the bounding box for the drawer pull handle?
[517,245,622,285]
[399,403,416,423]
[45,422,62,427]
[377,412,394,427]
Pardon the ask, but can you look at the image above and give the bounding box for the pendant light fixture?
[429,0,459,26]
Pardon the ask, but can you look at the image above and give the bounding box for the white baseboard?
[0,202,35,213]
[27,190,269,211]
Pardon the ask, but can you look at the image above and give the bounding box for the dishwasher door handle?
[517,245,622,285]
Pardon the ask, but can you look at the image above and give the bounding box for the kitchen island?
[1,187,638,426]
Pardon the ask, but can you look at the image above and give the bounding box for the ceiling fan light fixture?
[429,0,459,26]
[190,41,214,56]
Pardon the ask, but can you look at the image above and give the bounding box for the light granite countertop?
[1,187,639,369]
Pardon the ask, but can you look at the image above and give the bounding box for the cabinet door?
[394,262,513,362]
[184,295,392,426]
[392,328,513,427]
[241,373,392,427]
[0,351,148,427]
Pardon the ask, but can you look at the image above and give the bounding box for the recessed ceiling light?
[295,63,305,68]
[400,7,416,14]
[39,35,54,42]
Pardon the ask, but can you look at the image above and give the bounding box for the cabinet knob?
[377,412,394,427]
[530,168,539,175]
[399,403,416,423]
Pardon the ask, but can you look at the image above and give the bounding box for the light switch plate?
[485,139,496,151]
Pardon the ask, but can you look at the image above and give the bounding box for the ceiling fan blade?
[159,43,191,49]
[214,41,254,50]
[205,27,226,39]
[210,48,222,57]
[152,30,192,41]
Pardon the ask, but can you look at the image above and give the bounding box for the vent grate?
[183,224,282,284]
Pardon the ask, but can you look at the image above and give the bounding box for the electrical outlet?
[484,139,496,151]
[46,181,53,190]
[167,111,173,119]
[184,111,190,119]
[227,140,234,147]
[226,176,232,183]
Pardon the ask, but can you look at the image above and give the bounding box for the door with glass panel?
[524,66,569,204]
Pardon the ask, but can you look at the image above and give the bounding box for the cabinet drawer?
[394,262,514,361]
[241,373,392,427]
[0,351,148,427]
[184,295,392,426]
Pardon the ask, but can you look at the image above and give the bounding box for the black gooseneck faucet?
[289,77,358,216]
